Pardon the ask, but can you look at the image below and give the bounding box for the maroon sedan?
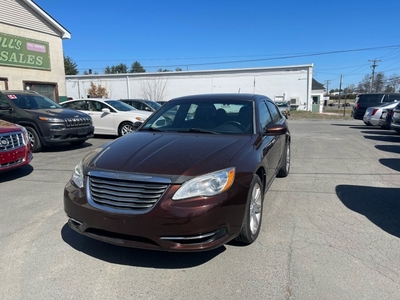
[64,94,291,252]
[0,120,33,172]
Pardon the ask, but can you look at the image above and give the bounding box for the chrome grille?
[0,132,24,151]
[64,117,92,127]
[89,175,169,211]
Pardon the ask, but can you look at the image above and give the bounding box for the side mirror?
[133,121,142,129]
[264,124,288,136]
[101,108,111,113]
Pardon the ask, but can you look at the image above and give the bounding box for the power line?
[73,44,400,65]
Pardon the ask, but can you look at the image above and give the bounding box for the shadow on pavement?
[40,141,94,153]
[0,164,34,183]
[364,135,400,143]
[336,185,400,238]
[361,130,398,136]
[61,224,225,268]
[375,144,400,154]
[379,158,400,172]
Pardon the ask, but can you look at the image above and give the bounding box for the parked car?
[120,99,161,112]
[380,107,395,129]
[363,101,399,126]
[274,101,290,118]
[352,93,400,121]
[0,120,33,172]
[60,99,152,136]
[64,93,291,252]
[0,90,94,152]
[390,102,400,133]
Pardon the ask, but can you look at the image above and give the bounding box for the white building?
[66,64,323,112]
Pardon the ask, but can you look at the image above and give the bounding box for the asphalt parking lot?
[1,119,399,300]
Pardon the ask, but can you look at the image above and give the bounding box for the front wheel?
[236,175,264,244]
[118,122,134,136]
[277,141,290,177]
[25,126,42,152]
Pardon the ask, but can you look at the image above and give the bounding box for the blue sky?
[35,0,400,91]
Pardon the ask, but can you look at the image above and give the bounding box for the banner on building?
[0,32,51,70]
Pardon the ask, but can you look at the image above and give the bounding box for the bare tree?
[87,82,109,98]
[139,77,168,100]
[373,72,386,92]
[387,74,400,92]
[357,74,371,93]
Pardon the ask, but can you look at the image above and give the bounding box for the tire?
[25,126,42,152]
[118,122,134,136]
[277,141,290,177]
[236,175,264,244]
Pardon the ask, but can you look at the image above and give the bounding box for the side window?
[89,101,107,112]
[74,101,88,110]
[131,102,140,109]
[383,95,391,102]
[259,101,273,130]
[0,95,10,108]
[266,101,281,123]
[387,94,400,102]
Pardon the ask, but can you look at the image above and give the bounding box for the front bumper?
[64,179,247,252]
[0,145,32,171]
[43,125,94,145]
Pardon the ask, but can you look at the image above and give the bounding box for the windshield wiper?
[143,127,163,132]
[187,128,218,134]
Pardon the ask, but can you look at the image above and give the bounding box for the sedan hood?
[87,132,252,179]
[0,120,21,133]
[118,110,152,118]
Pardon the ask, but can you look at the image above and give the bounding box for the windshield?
[145,101,161,110]
[140,99,254,134]
[105,100,137,111]
[275,102,288,107]
[9,93,62,109]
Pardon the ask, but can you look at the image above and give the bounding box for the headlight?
[71,160,84,188]
[38,116,64,122]
[135,116,145,122]
[172,167,235,200]
[16,125,29,144]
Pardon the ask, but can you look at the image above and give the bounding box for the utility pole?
[338,75,343,108]
[325,80,331,95]
[369,59,381,92]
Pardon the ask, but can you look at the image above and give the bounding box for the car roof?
[169,93,267,102]
[0,90,38,95]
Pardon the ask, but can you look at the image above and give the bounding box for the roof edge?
[24,0,71,39]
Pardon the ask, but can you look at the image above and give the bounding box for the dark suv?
[352,93,400,121]
[0,90,94,152]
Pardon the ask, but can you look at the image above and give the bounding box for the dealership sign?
[0,32,51,70]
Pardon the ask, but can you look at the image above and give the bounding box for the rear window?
[356,94,383,103]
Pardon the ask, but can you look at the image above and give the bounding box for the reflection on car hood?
[30,108,90,118]
[117,110,152,118]
[0,120,21,133]
[87,132,252,178]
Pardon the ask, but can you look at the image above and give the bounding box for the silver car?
[363,101,398,126]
